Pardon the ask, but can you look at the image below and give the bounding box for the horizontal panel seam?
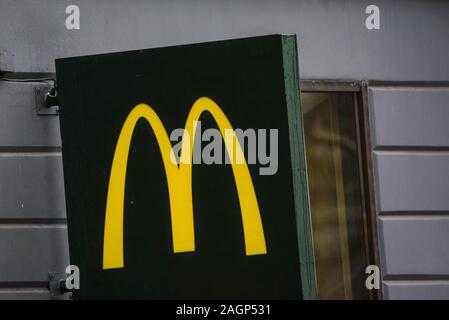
[379,211,449,217]
[379,215,449,220]
[0,152,62,157]
[369,87,449,91]
[0,219,67,224]
[0,224,67,229]
[373,149,449,156]
[0,281,49,289]
[0,147,62,153]
[0,288,50,293]
[384,280,449,285]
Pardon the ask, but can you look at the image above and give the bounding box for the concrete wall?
[0,0,448,299]
[368,86,449,299]
[0,81,68,299]
[1,0,449,81]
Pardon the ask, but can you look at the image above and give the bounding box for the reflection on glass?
[302,92,369,300]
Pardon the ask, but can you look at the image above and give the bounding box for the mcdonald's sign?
[57,35,315,299]
[103,97,267,270]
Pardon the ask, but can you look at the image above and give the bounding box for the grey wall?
[1,0,449,299]
[1,0,449,81]
[0,81,69,300]
[369,86,449,299]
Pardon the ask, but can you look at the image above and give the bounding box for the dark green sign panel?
[56,35,315,299]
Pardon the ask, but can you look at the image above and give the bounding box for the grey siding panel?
[370,85,449,299]
[0,81,61,147]
[1,0,449,81]
[0,289,51,300]
[0,81,68,299]
[0,155,66,219]
[0,227,69,282]
[373,152,449,212]
[384,281,449,300]
[379,217,449,276]
[369,88,449,148]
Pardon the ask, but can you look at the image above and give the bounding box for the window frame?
[299,80,381,300]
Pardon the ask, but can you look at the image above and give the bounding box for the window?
[301,83,374,299]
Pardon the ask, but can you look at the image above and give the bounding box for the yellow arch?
[103,97,266,269]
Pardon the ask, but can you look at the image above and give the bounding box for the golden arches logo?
[103,97,267,269]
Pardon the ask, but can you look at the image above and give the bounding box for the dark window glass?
[302,92,370,300]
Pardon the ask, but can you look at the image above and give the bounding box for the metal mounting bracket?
[48,272,72,300]
[34,83,59,115]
